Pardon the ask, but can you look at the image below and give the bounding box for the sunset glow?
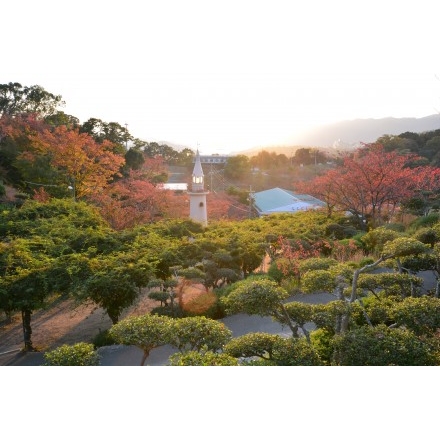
[3,0,440,154]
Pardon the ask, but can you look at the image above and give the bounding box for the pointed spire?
[191,149,204,191]
[193,149,204,177]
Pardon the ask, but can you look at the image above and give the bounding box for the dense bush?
[92,329,117,348]
[169,351,239,366]
[310,328,334,365]
[333,325,438,366]
[409,213,440,231]
[150,304,184,318]
[43,342,100,366]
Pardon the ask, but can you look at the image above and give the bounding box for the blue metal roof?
[252,187,325,215]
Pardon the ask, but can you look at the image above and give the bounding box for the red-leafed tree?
[0,113,49,140]
[90,170,174,230]
[269,236,327,283]
[405,165,440,215]
[23,125,125,200]
[140,156,169,184]
[206,192,250,221]
[296,143,436,228]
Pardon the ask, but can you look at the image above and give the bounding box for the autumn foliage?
[296,143,440,227]
[23,125,125,199]
[90,170,176,229]
[274,236,323,278]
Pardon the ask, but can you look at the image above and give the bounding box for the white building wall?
[189,192,208,226]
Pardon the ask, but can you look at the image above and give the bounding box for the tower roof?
[192,149,204,177]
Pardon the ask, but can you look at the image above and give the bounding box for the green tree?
[267,337,322,366]
[0,82,64,117]
[360,226,401,255]
[44,111,80,129]
[392,296,440,336]
[296,236,429,335]
[143,142,180,163]
[292,148,326,166]
[223,332,283,362]
[43,342,100,366]
[424,136,440,165]
[0,198,119,349]
[168,316,232,353]
[221,276,304,337]
[0,237,56,350]
[76,249,157,324]
[109,314,174,366]
[169,351,239,366]
[356,272,423,299]
[224,332,322,365]
[80,118,130,155]
[175,148,194,167]
[333,324,438,365]
[224,154,251,180]
[124,147,145,171]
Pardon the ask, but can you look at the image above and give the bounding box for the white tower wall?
[188,150,208,226]
[189,192,208,226]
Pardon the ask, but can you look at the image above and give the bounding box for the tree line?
[0,83,194,195]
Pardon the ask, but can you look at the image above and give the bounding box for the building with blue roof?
[252,187,326,216]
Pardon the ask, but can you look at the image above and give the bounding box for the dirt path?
[0,283,210,354]
[0,292,157,353]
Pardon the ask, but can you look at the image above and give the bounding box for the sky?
[3,0,440,155]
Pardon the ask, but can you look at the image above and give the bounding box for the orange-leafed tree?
[296,143,431,229]
[206,192,249,221]
[90,170,175,229]
[163,191,189,219]
[23,125,125,200]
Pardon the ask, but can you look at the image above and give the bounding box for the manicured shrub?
[310,328,334,365]
[43,342,100,366]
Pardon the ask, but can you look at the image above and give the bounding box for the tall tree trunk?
[410,279,416,297]
[300,325,310,343]
[108,311,119,325]
[278,304,300,338]
[396,258,403,274]
[140,349,151,366]
[341,256,386,333]
[334,280,345,334]
[21,309,33,351]
[170,292,176,317]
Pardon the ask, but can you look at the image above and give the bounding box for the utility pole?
[248,185,254,218]
[210,163,213,192]
[125,123,128,150]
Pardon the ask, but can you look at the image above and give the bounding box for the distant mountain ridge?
[235,114,440,157]
[147,115,440,157]
[292,114,440,148]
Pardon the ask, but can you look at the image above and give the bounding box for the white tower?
[188,149,208,226]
